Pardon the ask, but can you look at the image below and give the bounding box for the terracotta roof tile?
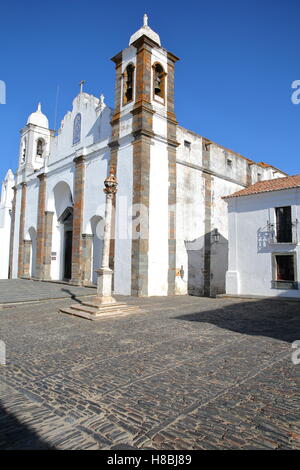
[224,174,300,199]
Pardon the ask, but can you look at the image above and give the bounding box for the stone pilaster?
[17,182,27,278]
[108,58,122,275]
[71,155,85,285]
[23,240,32,278]
[202,141,212,297]
[43,211,54,280]
[35,173,47,280]
[82,233,93,283]
[167,53,179,295]
[8,186,17,279]
[129,38,154,297]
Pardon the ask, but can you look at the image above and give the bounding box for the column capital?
[73,155,85,164]
[82,233,94,239]
[37,172,47,181]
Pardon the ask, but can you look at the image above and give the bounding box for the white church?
[0,16,287,297]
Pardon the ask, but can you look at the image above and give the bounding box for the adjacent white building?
[225,175,300,299]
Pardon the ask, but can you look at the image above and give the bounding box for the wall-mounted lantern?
[212,228,220,244]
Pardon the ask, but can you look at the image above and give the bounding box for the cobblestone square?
[0,280,299,450]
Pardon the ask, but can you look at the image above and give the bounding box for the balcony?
[268,221,298,245]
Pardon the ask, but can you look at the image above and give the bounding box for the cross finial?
[79,80,85,94]
[143,13,148,27]
[37,102,41,112]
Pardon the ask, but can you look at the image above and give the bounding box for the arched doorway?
[50,181,73,281]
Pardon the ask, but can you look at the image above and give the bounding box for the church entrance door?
[58,206,73,281]
[64,230,73,280]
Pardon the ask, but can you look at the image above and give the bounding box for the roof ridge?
[224,174,300,199]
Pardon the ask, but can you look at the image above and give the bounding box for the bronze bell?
[155,77,161,95]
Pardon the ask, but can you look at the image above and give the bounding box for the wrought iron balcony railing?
[267,220,298,244]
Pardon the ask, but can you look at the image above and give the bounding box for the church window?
[36,138,44,157]
[226,158,232,167]
[184,140,191,149]
[21,138,26,163]
[123,64,134,105]
[153,63,165,101]
[73,113,81,145]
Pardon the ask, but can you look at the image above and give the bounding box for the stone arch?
[49,181,74,281]
[152,62,166,102]
[36,137,45,157]
[48,181,73,216]
[123,62,135,105]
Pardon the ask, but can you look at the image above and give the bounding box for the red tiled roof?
[224,174,300,199]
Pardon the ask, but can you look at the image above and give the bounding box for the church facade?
[0,16,287,296]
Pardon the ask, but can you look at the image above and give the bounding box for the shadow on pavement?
[174,299,300,343]
[61,288,84,305]
[0,402,54,450]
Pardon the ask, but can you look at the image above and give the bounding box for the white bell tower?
[19,103,52,173]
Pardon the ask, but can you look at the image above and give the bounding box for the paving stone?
[0,280,299,449]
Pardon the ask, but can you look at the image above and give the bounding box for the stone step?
[60,303,143,321]
[81,300,131,310]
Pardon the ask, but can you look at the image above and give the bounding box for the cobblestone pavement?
[0,279,96,304]
[0,287,299,450]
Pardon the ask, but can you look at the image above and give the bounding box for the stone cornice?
[131,34,160,50]
[111,51,123,65]
[131,101,155,116]
[108,140,120,149]
[132,129,155,140]
[167,51,180,63]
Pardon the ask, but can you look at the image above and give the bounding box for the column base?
[60,299,143,321]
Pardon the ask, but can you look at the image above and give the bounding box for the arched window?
[153,63,165,101]
[123,64,135,105]
[73,113,81,145]
[21,138,26,163]
[36,138,45,157]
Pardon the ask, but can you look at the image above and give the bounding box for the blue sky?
[0,0,299,182]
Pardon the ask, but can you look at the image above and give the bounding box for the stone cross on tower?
[79,80,85,94]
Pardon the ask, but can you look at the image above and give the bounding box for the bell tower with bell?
[110,15,179,297]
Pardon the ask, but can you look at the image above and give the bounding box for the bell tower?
[110,15,179,297]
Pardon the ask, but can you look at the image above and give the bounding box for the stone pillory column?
[60,170,142,320]
[71,155,86,285]
[17,182,27,278]
[95,169,118,304]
